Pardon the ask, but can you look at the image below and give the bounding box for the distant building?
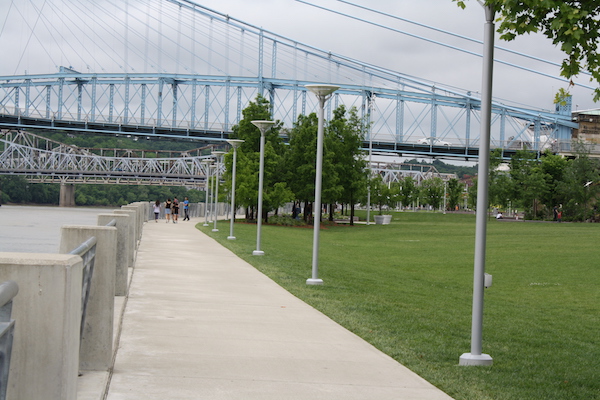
[572,109,600,144]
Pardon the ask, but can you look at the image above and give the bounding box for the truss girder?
[0,73,577,158]
[370,162,456,185]
[0,130,223,185]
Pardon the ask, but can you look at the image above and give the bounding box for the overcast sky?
[1,0,597,112]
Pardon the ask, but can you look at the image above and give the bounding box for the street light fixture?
[202,159,212,227]
[305,84,339,285]
[227,139,244,240]
[460,4,494,366]
[211,151,225,232]
[251,120,275,256]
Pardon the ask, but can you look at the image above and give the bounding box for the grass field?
[197,212,599,400]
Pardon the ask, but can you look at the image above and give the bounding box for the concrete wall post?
[122,205,142,241]
[97,214,130,296]
[113,209,137,257]
[0,253,82,400]
[59,225,117,371]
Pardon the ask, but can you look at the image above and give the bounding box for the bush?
[267,214,307,226]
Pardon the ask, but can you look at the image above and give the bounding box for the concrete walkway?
[101,217,455,400]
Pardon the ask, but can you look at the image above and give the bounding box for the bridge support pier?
[60,183,76,207]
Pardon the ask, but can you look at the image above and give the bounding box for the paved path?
[103,217,454,400]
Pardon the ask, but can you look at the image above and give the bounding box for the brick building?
[572,109,600,143]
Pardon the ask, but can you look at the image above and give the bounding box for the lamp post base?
[203,223,209,226]
[252,250,264,256]
[227,236,236,240]
[212,228,219,232]
[459,353,493,366]
[306,278,323,285]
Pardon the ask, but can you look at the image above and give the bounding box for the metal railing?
[0,280,18,400]
[69,237,97,340]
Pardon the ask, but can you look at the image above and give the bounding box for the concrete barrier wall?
[0,253,83,400]
[0,202,146,398]
[60,225,117,372]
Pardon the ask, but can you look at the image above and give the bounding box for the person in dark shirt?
[165,198,172,223]
[172,197,180,224]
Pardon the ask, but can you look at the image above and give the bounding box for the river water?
[0,205,117,253]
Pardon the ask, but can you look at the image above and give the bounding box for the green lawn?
[197,212,600,400]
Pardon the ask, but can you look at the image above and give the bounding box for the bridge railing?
[0,280,18,400]
[68,236,97,342]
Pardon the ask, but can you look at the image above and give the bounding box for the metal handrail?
[0,280,18,400]
[69,237,97,341]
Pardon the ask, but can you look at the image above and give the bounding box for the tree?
[285,113,320,223]
[326,105,368,225]
[369,175,396,214]
[509,150,550,218]
[455,1,600,101]
[468,179,478,210]
[421,177,445,210]
[398,176,417,209]
[488,149,512,211]
[539,150,569,215]
[557,142,600,221]
[447,178,463,211]
[228,95,291,222]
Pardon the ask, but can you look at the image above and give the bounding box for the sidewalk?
[98,217,455,399]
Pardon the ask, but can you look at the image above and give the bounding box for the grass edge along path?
[197,212,599,400]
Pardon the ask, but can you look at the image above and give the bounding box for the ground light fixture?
[250,120,275,256]
[211,151,225,232]
[305,84,339,285]
[227,139,244,240]
[460,4,494,366]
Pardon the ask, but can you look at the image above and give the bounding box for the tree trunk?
[349,192,355,226]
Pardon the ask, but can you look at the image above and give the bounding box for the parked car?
[417,137,451,147]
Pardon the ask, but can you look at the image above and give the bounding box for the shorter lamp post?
[202,159,212,227]
[227,139,244,240]
[305,84,339,285]
[212,151,225,232]
[251,120,275,256]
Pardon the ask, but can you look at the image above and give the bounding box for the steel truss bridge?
[0,130,215,186]
[0,130,452,186]
[0,0,580,164]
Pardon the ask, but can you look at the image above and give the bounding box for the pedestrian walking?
[165,198,172,223]
[172,197,179,223]
[153,200,161,222]
[183,197,190,221]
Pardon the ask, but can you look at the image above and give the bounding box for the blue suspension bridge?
[0,0,585,180]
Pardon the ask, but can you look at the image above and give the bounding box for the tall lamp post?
[212,151,225,232]
[202,159,212,226]
[305,84,339,285]
[251,120,275,256]
[227,139,244,240]
[460,4,495,366]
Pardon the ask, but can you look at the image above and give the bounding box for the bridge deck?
[78,216,454,400]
